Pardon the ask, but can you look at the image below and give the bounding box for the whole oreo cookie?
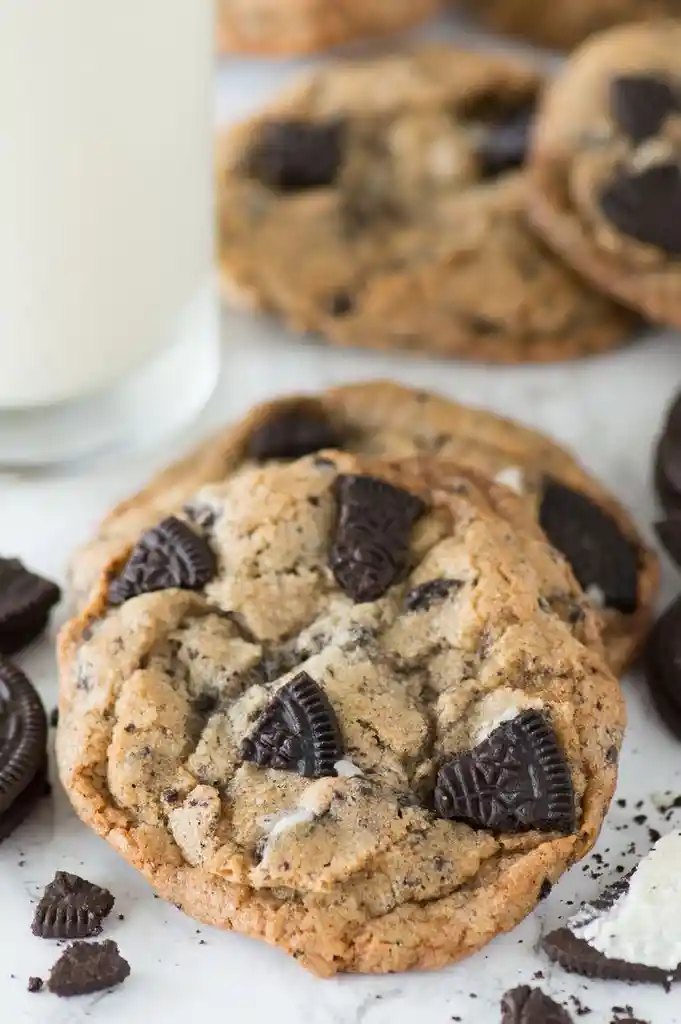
[0,657,49,842]
[0,557,61,655]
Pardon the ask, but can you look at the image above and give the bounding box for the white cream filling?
[585,583,606,609]
[334,758,363,778]
[569,830,681,971]
[493,466,525,495]
[474,689,543,744]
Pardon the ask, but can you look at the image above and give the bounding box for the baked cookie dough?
[58,452,624,976]
[68,383,658,676]
[218,48,635,363]
[529,21,681,327]
[458,0,681,52]
[216,0,440,54]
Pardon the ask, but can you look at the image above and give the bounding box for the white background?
[2,9,681,1023]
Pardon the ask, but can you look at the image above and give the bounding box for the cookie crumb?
[27,976,43,993]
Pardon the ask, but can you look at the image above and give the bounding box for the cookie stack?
[57,383,660,975]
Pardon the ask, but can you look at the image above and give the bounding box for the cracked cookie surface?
[68,382,658,676]
[218,48,635,363]
[58,453,624,975]
[529,21,681,327]
[215,0,440,54]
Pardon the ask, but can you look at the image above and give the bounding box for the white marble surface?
[3,10,681,1023]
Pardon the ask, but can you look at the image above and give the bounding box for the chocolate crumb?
[49,708,59,728]
[27,976,43,993]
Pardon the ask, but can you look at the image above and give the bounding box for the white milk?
[0,0,215,409]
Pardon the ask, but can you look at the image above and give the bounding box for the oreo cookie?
[330,474,426,603]
[241,671,343,778]
[248,119,345,192]
[47,940,130,997]
[645,595,681,739]
[0,657,49,843]
[538,478,639,614]
[434,710,575,834]
[247,402,345,461]
[542,831,681,988]
[599,162,681,256]
[610,74,679,144]
[501,985,573,1023]
[0,558,61,655]
[109,517,216,605]
[32,872,115,940]
[404,578,462,612]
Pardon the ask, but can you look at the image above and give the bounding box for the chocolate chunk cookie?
[58,453,624,976]
[529,21,681,328]
[216,0,440,55]
[218,48,635,363]
[458,0,681,52]
[67,383,657,676]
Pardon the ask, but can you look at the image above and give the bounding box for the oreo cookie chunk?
[47,940,130,997]
[0,657,49,843]
[246,401,346,462]
[645,596,681,739]
[543,830,681,987]
[434,710,575,834]
[32,872,115,940]
[0,557,61,654]
[109,516,216,605]
[539,479,639,615]
[501,985,573,1023]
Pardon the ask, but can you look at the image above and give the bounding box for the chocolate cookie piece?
[434,711,575,834]
[32,872,115,940]
[0,558,61,655]
[654,390,681,525]
[330,475,425,603]
[539,479,639,614]
[58,451,624,976]
[219,48,635,364]
[645,595,681,739]
[47,940,130,997]
[241,672,343,777]
[109,517,216,605]
[0,756,49,844]
[0,658,48,842]
[246,401,345,461]
[529,21,681,328]
[216,0,439,55]
[68,382,659,677]
[501,985,573,1023]
[543,831,681,986]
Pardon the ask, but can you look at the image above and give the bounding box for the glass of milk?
[0,0,220,466]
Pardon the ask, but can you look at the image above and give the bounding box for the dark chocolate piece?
[248,119,345,192]
[247,402,345,461]
[600,162,681,256]
[610,74,679,143]
[0,558,61,655]
[241,671,343,778]
[501,985,573,1023]
[47,940,130,997]
[109,516,216,605]
[539,478,639,614]
[434,710,575,834]
[32,872,115,940]
[330,474,426,603]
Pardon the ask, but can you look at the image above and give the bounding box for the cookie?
[0,657,49,843]
[216,0,439,54]
[543,830,681,987]
[218,48,635,363]
[0,557,61,655]
[458,0,681,51]
[529,21,681,328]
[501,985,573,1023]
[68,383,658,676]
[58,451,624,976]
[47,940,130,997]
[32,872,115,940]
[645,595,681,738]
